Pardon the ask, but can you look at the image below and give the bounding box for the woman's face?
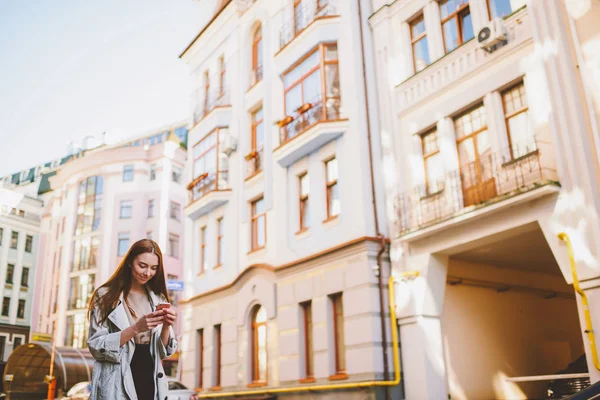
[131,252,160,286]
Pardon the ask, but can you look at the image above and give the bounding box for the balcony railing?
[279,0,337,50]
[193,89,231,125]
[394,142,557,236]
[187,170,230,203]
[249,65,263,89]
[279,95,341,145]
[245,149,264,178]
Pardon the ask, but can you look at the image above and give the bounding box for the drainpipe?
[356,0,390,394]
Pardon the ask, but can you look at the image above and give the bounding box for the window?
[299,173,310,231]
[200,226,207,274]
[149,164,157,181]
[172,166,182,184]
[148,199,155,218]
[203,70,210,113]
[71,237,100,272]
[17,300,25,319]
[0,228,3,246]
[2,297,10,316]
[325,158,340,219]
[216,218,224,266]
[75,176,103,234]
[219,56,227,97]
[10,231,18,249]
[411,14,430,72]
[301,301,314,379]
[0,337,4,359]
[25,235,33,253]
[440,0,474,53]
[247,107,264,177]
[251,197,266,251]
[167,274,178,306]
[214,324,222,388]
[502,82,534,159]
[168,234,179,259]
[251,305,268,383]
[147,231,153,240]
[252,26,263,86]
[21,267,29,287]
[282,43,340,142]
[13,337,22,348]
[120,200,133,219]
[330,293,346,375]
[117,232,130,256]
[422,130,443,194]
[123,165,134,182]
[68,273,95,309]
[66,313,88,348]
[191,128,230,200]
[169,201,180,221]
[197,329,204,388]
[488,0,513,19]
[6,264,14,284]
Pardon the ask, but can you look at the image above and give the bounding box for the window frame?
[502,81,532,159]
[1,297,10,317]
[252,26,263,73]
[0,228,3,246]
[301,301,314,380]
[148,199,155,218]
[197,329,204,389]
[250,306,268,385]
[169,201,181,221]
[25,235,33,253]
[6,264,14,284]
[122,165,134,182]
[216,218,224,267]
[247,106,264,177]
[421,129,442,195]
[298,173,310,232]
[200,226,207,274]
[17,299,25,319]
[203,70,210,113]
[250,197,267,251]
[214,324,222,388]
[325,157,339,220]
[487,0,513,20]
[21,267,29,287]
[150,164,157,181]
[168,233,180,259]
[10,231,18,249]
[330,293,346,377]
[117,232,130,257]
[410,13,430,73]
[119,200,133,219]
[440,0,472,53]
[219,56,226,98]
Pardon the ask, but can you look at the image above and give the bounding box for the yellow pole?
[197,276,401,398]
[558,232,600,371]
[47,335,57,400]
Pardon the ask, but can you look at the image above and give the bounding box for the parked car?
[59,380,198,400]
[547,354,591,398]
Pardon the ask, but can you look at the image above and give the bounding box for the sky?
[0,0,217,177]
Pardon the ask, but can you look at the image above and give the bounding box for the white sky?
[0,0,216,177]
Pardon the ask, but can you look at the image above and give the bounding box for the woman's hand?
[134,310,167,333]
[161,308,177,327]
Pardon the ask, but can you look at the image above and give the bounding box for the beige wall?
[443,259,584,400]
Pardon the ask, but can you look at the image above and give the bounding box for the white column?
[424,1,445,61]
[410,134,426,188]
[470,0,491,33]
[484,91,510,161]
[399,22,415,80]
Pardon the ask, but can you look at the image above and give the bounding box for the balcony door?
[455,105,497,207]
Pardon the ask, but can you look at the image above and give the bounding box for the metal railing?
[246,149,264,178]
[193,89,231,124]
[188,170,230,204]
[279,94,341,144]
[394,142,556,236]
[279,0,337,50]
[249,65,263,88]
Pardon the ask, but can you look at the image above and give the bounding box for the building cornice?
[179,0,233,59]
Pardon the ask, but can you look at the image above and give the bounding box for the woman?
[87,239,177,400]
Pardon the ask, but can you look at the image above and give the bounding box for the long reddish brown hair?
[88,239,169,324]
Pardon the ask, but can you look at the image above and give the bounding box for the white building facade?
[370,0,600,398]
[0,186,43,361]
[35,125,188,376]
[179,0,395,398]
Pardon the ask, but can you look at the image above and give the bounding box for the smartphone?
[156,303,171,311]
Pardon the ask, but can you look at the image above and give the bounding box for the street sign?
[166,279,184,291]
[31,332,53,343]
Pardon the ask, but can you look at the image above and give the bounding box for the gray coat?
[88,289,178,400]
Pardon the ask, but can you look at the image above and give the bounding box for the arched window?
[251,305,267,383]
[251,25,263,86]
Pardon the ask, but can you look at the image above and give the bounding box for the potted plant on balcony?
[277,116,294,128]
[296,102,312,114]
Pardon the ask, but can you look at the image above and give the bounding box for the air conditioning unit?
[221,134,237,156]
[477,18,508,52]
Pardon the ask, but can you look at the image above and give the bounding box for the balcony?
[394,143,559,238]
[279,0,338,51]
[0,206,40,223]
[193,89,231,126]
[245,149,264,180]
[273,95,346,167]
[186,171,231,219]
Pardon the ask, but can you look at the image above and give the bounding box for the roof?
[179,0,233,58]
[38,171,57,195]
